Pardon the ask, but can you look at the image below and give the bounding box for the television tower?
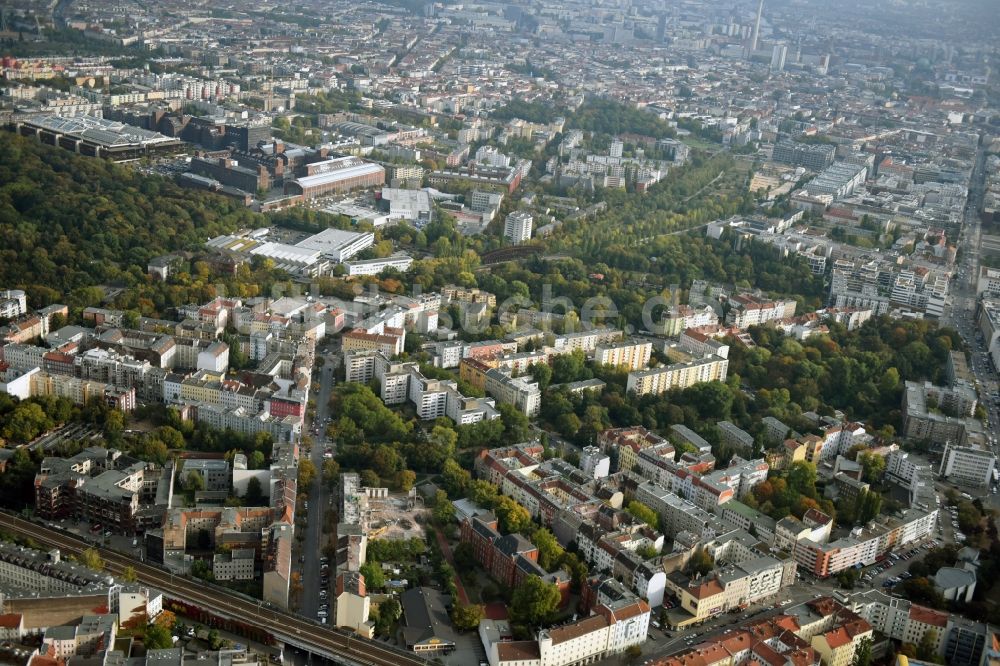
[750,0,763,53]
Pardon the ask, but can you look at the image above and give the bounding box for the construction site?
[336,474,427,570]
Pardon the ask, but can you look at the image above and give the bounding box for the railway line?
[0,514,425,666]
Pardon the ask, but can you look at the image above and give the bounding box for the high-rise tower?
[750,0,763,53]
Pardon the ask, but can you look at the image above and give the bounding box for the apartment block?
[479,598,650,666]
[34,447,166,534]
[626,354,729,396]
[594,340,652,371]
[335,571,374,639]
[902,381,973,447]
[717,421,755,455]
[725,294,797,328]
[484,367,541,417]
[939,442,996,487]
[598,426,670,474]
[772,140,836,170]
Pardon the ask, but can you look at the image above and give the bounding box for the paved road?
[0,513,424,666]
[940,144,1000,453]
[300,347,340,622]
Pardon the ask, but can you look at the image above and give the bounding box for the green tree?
[394,469,416,491]
[360,469,382,487]
[360,561,385,589]
[244,476,265,505]
[684,549,714,577]
[105,410,125,434]
[79,548,104,571]
[626,501,660,530]
[495,496,533,534]
[380,596,401,623]
[122,566,137,583]
[837,568,860,590]
[510,575,561,626]
[858,452,885,484]
[916,629,941,662]
[433,491,456,524]
[144,622,172,650]
[249,450,266,469]
[184,470,205,493]
[322,458,341,489]
[786,462,818,498]
[451,603,485,631]
[532,528,565,571]
[298,459,317,488]
[852,636,873,666]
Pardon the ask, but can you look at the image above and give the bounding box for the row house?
[598,426,670,474]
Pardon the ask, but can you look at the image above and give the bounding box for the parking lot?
[861,537,941,590]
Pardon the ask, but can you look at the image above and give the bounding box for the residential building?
[772,140,837,170]
[939,442,996,487]
[594,340,652,371]
[503,211,533,244]
[725,295,797,328]
[478,598,650,666]
[484,367,541,417]
[626,355,729,396]
[903,381,973,447]
[335,571,374,638]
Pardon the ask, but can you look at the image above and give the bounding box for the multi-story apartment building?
[594,340,652,371]
[939,442,996,487]
[479,598,650,666]
[626,354,729,396]
[977,266,1000,298]
[0,541,109,595]
[772,140,836,170]
[213,548,256,581]
[335,571,374,639]
[788,508,937,578]
[717,421,754,455]
[653,305,720,337]
[725,295,797,328]
[34,447,166,534]
[665,555,790,623]
[0,290,27,319]
[342,327,405,357]
[598,426,670,474]
[484,367,541,417]
[902,381,973,446]
[503,211,533,244]
[182,459,231,492]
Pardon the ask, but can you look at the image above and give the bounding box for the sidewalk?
[434,529,470,606]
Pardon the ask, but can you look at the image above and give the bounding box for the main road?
[300,345,340,621]
[0,513,424,666]
[941,144,1000,449]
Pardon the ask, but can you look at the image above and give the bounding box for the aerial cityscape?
[0,1,998,666]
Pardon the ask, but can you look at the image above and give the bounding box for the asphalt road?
[299,347,340,622]
[940,144,1000,453]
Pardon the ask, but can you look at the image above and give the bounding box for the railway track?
[0,514,425,666]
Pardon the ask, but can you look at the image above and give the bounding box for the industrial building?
[284,157,385,199]
[11,113,183,161]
